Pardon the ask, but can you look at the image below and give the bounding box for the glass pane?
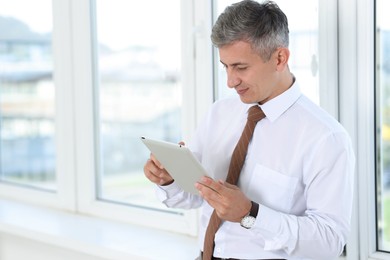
[0,1,56,190]
[95,0,182,212]
[376,0,390,252]
[213,0,319,104]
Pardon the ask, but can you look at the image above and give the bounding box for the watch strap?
[249,201,259,218]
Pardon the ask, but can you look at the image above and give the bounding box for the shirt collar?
[256,80,302,122]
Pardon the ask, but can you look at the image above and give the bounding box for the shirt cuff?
[256,204,298,254]
[155,181,183,201]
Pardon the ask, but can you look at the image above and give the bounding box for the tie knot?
[247,105,265,122]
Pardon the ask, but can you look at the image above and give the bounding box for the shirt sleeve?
[155,182,204,209]
[253,131,355,260]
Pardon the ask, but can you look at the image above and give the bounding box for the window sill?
[0,199,199,259]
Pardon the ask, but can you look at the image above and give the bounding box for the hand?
[195,177,252,222]
[143,141,185,186]
[143,153,174,186]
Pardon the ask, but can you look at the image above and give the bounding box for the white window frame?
[338,0,360,258]
[70,0,203,235]
[0,0,204,236]
[319,0,339,118]
[0,0,76,211]
[341,0,390,259]
[184,0,214,136]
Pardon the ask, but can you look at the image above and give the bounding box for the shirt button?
[215,247,221,253]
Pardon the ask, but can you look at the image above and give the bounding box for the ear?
[274,47,290,71]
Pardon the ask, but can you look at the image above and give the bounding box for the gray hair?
[211,0,289,61]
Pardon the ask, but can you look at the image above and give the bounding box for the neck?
[281,70,295,90]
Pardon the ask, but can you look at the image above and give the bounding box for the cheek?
[248,76,274,101]
[247,73,266,91]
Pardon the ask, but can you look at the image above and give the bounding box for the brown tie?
[202,105,265,260]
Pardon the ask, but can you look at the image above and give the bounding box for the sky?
[95,0,180,51]
[0,0,53,33]
[0,0,181,50]
[0,0,181,70]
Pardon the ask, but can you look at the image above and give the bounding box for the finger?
[178,141,185,146]
[158,168,174,185]
[145,167,173,186]
[144,159,161,182]
[144,169,160,184]
[195,181,218,195]
[219,180,239,190]
[195,179,223,206]
[144,159,158,175]
[150,153,164,169]
[199,177,225,195]
[144,158,172,184]
[196,186,221,210]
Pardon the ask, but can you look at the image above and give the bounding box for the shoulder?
[293,95,347,135]
[291,96,355,165]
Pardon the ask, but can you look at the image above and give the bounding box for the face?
[219,41,286,104]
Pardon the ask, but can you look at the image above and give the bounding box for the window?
[376,0,390,253]
[0,0,55,191]
[0,0,195,232]
[94,0,182,212]
[0,0,339,238]
[7,2,388,252]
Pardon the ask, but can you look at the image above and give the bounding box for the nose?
[227,70,241,88]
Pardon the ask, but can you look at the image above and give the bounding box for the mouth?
[236,88,249,95]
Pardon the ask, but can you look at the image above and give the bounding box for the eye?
[237,66,247,71]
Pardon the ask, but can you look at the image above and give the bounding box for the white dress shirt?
[156,82,355,260]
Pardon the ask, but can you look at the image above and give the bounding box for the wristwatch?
[240,201,259,229]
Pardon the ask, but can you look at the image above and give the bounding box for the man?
[143,1,355,259]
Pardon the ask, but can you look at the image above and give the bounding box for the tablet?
[141,136,209,195]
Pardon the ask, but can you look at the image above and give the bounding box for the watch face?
[240,215,256,229]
